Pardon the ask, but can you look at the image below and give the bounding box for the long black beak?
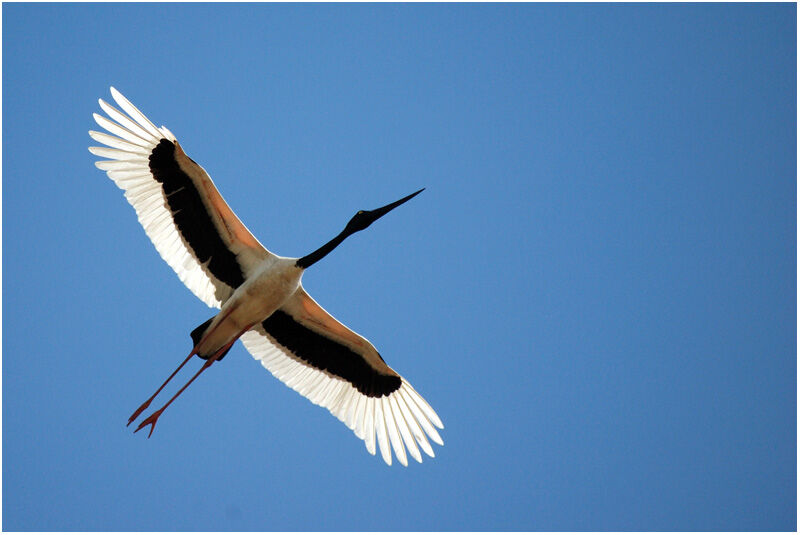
[369,188,425,221]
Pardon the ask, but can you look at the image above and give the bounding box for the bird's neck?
[296,230,350,269]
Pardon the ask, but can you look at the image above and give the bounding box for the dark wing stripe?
[261,310,402,397]
[149,139,245,289]
[240,318,444,466]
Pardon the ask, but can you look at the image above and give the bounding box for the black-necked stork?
[89,88,443,466]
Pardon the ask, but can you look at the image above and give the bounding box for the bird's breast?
[199,259,302,353]
[235,258,303,320]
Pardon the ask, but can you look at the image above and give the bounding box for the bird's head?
[296,188,425,269]
[343,188,425,236]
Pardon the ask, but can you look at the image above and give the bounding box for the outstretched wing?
[89,87,273,308]
[239,286,444,466]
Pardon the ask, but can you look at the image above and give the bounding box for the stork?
[88,88,443,466]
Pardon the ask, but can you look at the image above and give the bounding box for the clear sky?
[2,3,796,531]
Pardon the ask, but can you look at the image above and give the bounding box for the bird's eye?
[357,210,365,215]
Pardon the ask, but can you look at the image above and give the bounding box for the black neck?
[296,230,350,269]
[295,188,424,269]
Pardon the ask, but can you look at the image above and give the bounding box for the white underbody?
[197,257,303,356]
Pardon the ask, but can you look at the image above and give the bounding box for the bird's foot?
[134,409,163,438]
[127,398,153,427]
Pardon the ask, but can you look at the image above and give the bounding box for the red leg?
[127,350,196,426]
[134,334,243,437]
[127,308,238,426]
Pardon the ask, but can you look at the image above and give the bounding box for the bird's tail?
[191,317,233,361]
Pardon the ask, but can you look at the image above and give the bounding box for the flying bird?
[88,87,443,466]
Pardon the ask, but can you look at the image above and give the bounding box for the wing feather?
[93,113,150,146]
[374,400,392,465]
[363,399,377,456]
[391,395,422,463]
[98,98,154,141]
[382,396,407,466]
[238,286,443,466]
[89,131,151,153]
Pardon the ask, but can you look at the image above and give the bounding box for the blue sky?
[2,3,795,531]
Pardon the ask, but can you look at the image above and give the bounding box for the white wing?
[89,87,273,307]
[239,286,444,466]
